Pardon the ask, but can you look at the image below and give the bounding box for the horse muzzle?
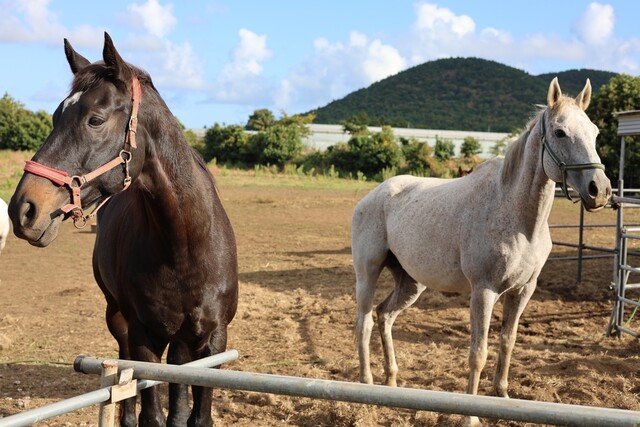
[9,176,68,247]
[575,169,612,212]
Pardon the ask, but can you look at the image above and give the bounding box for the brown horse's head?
[9,33,148,246]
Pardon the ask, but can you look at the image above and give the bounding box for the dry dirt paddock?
[0,171,639,427]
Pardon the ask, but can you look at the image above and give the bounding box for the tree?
[346,125,401,178]
[433,136,455,161]
[0,93,52,151]
[203,123,251,164]
[246,108,276,131]
[277,112,314,136]
[341,112,370,136]
[588,74,640,188]
[400,137,433,175]
[460,136,482,158]
[249,123,304,167]
[183,129,204,154]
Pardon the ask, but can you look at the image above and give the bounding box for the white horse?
[352,78,611,426]
[0,198,9,254]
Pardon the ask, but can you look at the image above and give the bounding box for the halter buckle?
[71,209,87,229]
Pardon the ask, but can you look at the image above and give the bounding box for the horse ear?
[547,77,562,108]
[575,79,592,111]
[102,32,132,82]
[64,39,90,75]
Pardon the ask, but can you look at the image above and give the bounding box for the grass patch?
[0,149,33,201]
[213,166,377,193]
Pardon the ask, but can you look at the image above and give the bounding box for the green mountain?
[309,58,617,133]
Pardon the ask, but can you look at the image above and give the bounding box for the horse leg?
[466,286,499,427]
[187,325,229,427]
[129,323,168,427]
[376,263,425,387]
[493,280,536,398]
[167,341,191,427]
[354,249,386,384]
[105,304,137,427]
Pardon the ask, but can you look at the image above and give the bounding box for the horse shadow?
[0,364,99,410]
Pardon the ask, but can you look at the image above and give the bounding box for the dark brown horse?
[8,33,238,427]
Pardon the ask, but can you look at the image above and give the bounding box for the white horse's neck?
[502,117,556,237]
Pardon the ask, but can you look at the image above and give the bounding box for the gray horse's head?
[541,77,611,211]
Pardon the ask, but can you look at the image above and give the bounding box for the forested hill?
[309,58,617,133]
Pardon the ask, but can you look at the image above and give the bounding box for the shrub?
[249,123,304,167]
[203,123,251,164]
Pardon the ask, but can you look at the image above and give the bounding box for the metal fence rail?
[0,351,238,427]
[70,354,640,427]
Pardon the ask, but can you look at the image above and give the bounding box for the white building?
[191,124,511,159]
[302,124,510,158]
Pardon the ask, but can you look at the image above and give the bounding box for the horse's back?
[352,168,501,292]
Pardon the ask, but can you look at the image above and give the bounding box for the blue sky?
[1,1,639,129]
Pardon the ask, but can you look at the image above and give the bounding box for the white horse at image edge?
[0,198,9,254]
[352,78,612,427]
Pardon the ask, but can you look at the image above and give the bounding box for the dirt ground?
[0,172,639,426]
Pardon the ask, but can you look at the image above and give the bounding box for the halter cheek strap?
[540,110,605,202]
[23,75,142,228]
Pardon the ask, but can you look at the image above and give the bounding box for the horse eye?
[554,129,566,138]
[88,116,104,127]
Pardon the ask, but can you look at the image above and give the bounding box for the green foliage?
[249,123,304,167]
[203,123,251,164]
[400,137,433,175]
[309,58,617,132]
[434,136,455,161]
[341,112,370,135]
[183,129,204,154]
[346,126,401,179]
[588,74,640,187]
[460,136,481,158]
[246,108,276,131]
[0,93,52,151]
[491,138,508,157]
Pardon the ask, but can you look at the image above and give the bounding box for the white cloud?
[0,0,101,47]
[414,3,475,37]
[152,41,205,90]
[404,1,633,75]
[572,2,614,46]
[211,28,273,103]
[127,0,176,38]
[275,31,405,113]
[363,40,406,83]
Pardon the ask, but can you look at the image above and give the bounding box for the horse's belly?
[407,264,470,293]
[389,227,469,293]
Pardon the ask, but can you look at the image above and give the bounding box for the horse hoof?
[465,415,482,427]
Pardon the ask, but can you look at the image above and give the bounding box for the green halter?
[540,110,605,202]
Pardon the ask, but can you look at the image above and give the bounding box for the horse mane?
[500,107,545,184]
[71,62,157,95]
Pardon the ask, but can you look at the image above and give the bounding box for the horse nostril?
[19,201,37,228]
[588,181,599,198]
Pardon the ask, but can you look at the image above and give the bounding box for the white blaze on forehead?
[62,91,83,113]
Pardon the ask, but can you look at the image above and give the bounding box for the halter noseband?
[23,75,142,228]
[540,110,605,202]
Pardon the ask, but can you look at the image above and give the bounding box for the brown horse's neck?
[134,108,219,260]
